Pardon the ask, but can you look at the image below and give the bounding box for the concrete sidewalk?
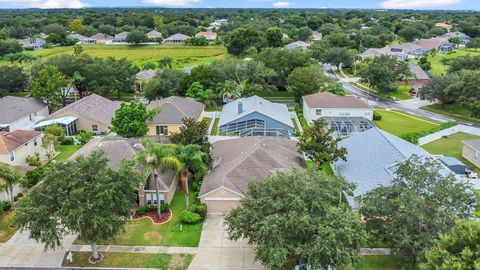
[69,244,198,254]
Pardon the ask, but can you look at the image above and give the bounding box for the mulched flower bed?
[133,209,171,224]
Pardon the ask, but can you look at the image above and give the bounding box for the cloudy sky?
[0,0,478,10]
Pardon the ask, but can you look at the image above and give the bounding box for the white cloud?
[0,0,89,8]
[142,0,201,6]
[273,1,293,7]
[380,0,460,9]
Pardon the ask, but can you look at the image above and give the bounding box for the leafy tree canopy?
[111,101,159,138]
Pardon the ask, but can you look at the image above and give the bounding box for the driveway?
[0,230,76,267]
[189,215,264,270]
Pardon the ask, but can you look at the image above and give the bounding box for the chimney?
[238,102,243,114]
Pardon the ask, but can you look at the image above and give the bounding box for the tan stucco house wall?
[0,135,47,166]
[200,187,243,215]
[47,109,110,135]
[147,109,205,136]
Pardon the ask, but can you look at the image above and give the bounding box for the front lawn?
[421,132,480,170]
[0,211,16,243]
[85,188,202,246]
[53,145,82,162]
[62,251,193,269]
[422,103,480,124]
[374,109,439,137]
[210,118,220,135]
[343,255,416,270]
[203,117,212,128]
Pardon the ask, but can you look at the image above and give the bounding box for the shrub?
[22,167,48,189]
[192,180,201,192]
[180,210,202,224]
[160,203,170,213]
[137,204,156,215]
[25,152,41,166]
[14,193,24,202]
[373,111,382,121]
[192,203,207,219]
[61,137,74,145]
[75,131,93,145]
[7,211,17,227]
[1,201,12,211]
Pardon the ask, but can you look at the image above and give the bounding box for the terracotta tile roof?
[195,32,217,39]
[0,130,41,154]
[303,92,371,109]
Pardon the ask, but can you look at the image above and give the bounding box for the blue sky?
[0,0,479,10]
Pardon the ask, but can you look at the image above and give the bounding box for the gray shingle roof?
[136,69,156,80]
[0,96,47,124]
[164,33,191,41]
[303,92,371,109]
[218,96,293,128]
[147,96,205,125]
[333,128,450,207]
[199,137,306,197]
[408,62,430,80]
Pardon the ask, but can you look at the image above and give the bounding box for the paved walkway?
[69,244,198,254]
[188,215,264,270]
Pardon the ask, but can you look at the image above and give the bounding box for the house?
[0,165,35,203]
[218,96,294,137]
[209,19,228,30]
[440,32,471,44]
[361,43,423,60]
[413,37,455,53]
[407,62,430,90]
[333,128,453,208]
[199,137,306,214]
[195,31,217,41]
[435,22,453,32]
[89,33,113,44]
[285,41,310,50]
[463,140,480,168]
[312,31,323,41]
[69,137,179,205]
[34,94,120,135]
[136,69,157,81]
[68,33,96,44]
[0,96,49,132]
[16,37,46,50]
[112,31,129,43]
[163,33,191,44]
[302,92,373,136]
[146,30,162,42]
[146,96,205,137]
[0,130,47,166]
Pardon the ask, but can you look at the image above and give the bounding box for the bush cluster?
[373,111,382,121]
[180,209,202,224]
[0,201,12,211]
[137,204,156,215]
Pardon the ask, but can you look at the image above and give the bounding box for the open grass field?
[80,187,202,247]
[421,132,480,170]
[0,211,16,243]
[415,48,480,76]
[5,44,228,69]
[62,251,193,269]
[374,109,439,137]
[422,103,480,124]
[53,145,82,162]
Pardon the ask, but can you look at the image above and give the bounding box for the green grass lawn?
[53,145,82,162]
[415,48,480,76]
[84,188,202,246]
[62,251,193,269]
[422,103,480,124]
[374,109,439,137]
[351,82,412,101]
[7,44,227,69]
[421,132,480,170]
[210,118,220,135]
[342,255,416,270]
[0,211,16,243]
[203,117,212,128]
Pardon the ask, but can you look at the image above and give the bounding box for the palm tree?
[0,164,22,206]
[137,139,182,216]
[174,144,209,209]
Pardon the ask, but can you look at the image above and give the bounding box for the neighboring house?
[0,130,47,166]
[146,96,205,137]
[136,69,157,81]
[34,94,120,135]
[463,140,480,169]
[90,33,113,44]
[218,96,294,138]
[440,32,471,44]
[435,22,453,32]
[69,136,179,205]
[199,137,306,214]
[361,43,423,60]
[406,62,430,90]
[195,31,217,41]
[68,33,96,44]
[285,41,310,50]
[0,165,34,203]
[302,92,374,136]
[312,31,323,41]
[413,37,455,53]
[146,30,162,42]
[0,96,49,132]
[333,128,453,208]
[209,19,228,30]
[163,33,191,44]
[112,31,129,43]
[16,37,46,50]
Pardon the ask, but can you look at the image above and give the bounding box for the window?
[34,139,37,146]
[315,109,322,115]
[156,125,168,135]
[92,125,98,132]
[9,152,15,162]
[146,193,165,205]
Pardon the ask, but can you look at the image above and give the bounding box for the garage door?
[205,199,240,215]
